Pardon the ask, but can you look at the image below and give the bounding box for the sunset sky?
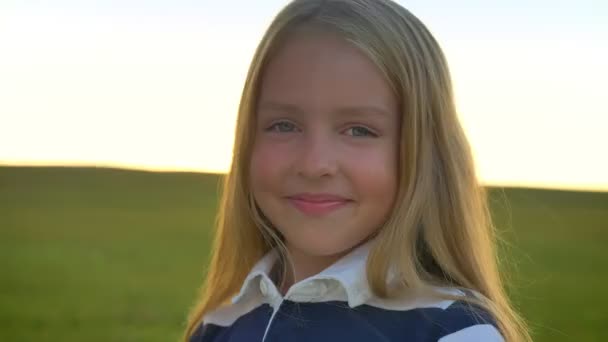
[1,1,606,191]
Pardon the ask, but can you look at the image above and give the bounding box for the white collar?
[230,239,375,308]
[204,239,464,327]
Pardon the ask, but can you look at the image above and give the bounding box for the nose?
[296,132,338,179]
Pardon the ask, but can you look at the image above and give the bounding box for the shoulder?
[362,286,504,341]
[188,322,216,342]
[430,300,504,342]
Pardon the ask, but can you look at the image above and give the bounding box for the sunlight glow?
[1,1,606,192]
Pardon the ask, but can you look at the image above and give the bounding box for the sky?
[0,0,607,191]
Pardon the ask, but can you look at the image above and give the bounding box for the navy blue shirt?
[190,242,503,342]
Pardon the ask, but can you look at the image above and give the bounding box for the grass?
[491,188,608,341]
[1,165,606,341]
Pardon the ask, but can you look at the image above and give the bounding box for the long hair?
[184,1,530,341]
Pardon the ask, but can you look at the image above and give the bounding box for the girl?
[185,0,530,341]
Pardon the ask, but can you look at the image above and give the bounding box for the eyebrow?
[257,101,392,117]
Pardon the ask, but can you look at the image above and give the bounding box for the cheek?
[250,141,289,188]
[346,145,398,204]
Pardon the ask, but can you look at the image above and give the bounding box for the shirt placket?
[260,277,285,342]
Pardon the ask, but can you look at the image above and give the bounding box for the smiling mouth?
[286,196,352,216]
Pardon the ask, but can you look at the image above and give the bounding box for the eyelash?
[266,121,298,133]
[265,120,378,138]
[345,126,378,138]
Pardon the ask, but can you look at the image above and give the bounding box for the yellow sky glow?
[1,5,606,192]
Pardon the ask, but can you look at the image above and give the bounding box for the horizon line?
[2,160,607,194]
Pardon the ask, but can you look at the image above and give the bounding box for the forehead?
[258,30,397,115]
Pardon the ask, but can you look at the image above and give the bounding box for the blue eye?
[345,126,377,137]
[267,121,297,133]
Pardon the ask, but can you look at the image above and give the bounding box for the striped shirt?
[190,242,503,342]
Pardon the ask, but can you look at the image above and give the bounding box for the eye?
[344,126,378,138]
[266,120,298,133]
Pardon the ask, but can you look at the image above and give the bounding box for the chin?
[285,233,362,258]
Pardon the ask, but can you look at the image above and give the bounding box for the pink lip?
[287,193,352,216]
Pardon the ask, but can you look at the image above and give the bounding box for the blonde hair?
[184,1,530,341]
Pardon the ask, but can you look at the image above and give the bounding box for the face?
[250,30,399,261]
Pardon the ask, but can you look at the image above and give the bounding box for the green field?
[1,166,606,341]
